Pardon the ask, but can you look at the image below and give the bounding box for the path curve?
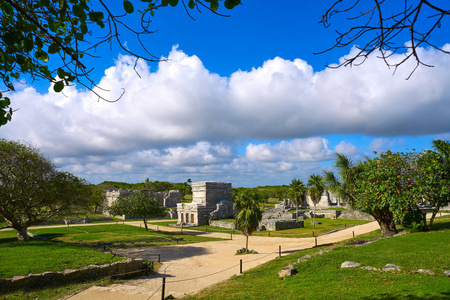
[66,221,380,300]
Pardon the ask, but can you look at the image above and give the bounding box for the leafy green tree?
[234,189,262,252]
[107,191,166,231]
[351,151,423,236]
[307,174,326,229]
[0,0,242,126]
[0,139,90,241]
[289,178,306,223]
[416,142,450,229]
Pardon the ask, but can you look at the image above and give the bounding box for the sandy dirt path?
[66,221,380,300]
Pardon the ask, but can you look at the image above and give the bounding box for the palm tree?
[234,190,262,252]
[307,174,325,229]
[324,153,358,207]
[289,178,306,223]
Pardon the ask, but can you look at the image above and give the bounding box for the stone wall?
[102,189,181,218]
[338,210,375,221]
[262,208,296,220]
[259,219,304,231]
[0,258,144,293]
[210,220,235,230]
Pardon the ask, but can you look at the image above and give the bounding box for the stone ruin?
[177,181,233,226]
[101,189,181,219]
[305,190,344,209]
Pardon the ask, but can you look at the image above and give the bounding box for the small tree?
[349,151,419,236]
[416,144,450,229]
[307,174,325,229]
[234,190,262,252]
[0,139,90,241]
[289,179,306,223]
[107,191,166,231]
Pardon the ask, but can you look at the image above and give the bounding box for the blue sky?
[2,1,450,187]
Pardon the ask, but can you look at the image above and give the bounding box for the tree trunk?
[245,234,249,252]
[313,204,316,229]
[143,217,149,232]
[372,208,397,237]
[428,205,440,229]
[16,226,29,242]
[296,204,299,223]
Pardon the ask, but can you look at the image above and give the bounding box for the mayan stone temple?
[177,181,233,226]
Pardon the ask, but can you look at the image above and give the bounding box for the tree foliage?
[234,189,262,252]
[0,139,90,241]
[107,191,166,231]
[289,178,306,223]
[0,0,242,126]
[329,144,450,236]
[319,1,450,78]
[307,174,325,229]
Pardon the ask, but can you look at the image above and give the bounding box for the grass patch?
[153,218,369,237]
[28,224,223,247]
[0,231,123,278]
[0,224,223,278]
[188,216,450,300]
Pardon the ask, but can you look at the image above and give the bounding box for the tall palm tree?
[324,153,357,207]
[289,178,306,223]
[234,190,262,252]
[307,174,325,229]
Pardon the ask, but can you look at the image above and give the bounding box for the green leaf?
[35,50,49,63]
[57,68,65,79]
[53,81,64,93]
[188,0,195,9]
[209,0,219,12]
[123,1,134,13]
[169,0,179,7]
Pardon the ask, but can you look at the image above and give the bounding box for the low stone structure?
[337,210,374,221]
[262,207,296,220]
[177,181,233,226]
[0,258,144,292]
[259,219,304,231]
[210,220,235,230]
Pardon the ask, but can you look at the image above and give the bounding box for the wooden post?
[230,233,232,240]
[161,277,166,300]
[352,231,355,238]
[158,254,161,263]
[206,226,207,232]
[268,231,270,237]
[315,237,317,247]
[312,231,314,237]
[240,259,243,274]
[279,245,281,258]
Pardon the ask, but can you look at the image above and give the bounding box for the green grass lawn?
[0,230,123,278]
[0,224,223,279]
[187,215,450,300]
[152,218,369,237]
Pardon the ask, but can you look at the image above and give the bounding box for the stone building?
[177,181,233,226]
[305,190,344,209]
[101,189,181,219]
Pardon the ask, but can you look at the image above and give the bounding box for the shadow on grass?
[113,245,211,262]
[361,292,450,299]
[431,219,450,231]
